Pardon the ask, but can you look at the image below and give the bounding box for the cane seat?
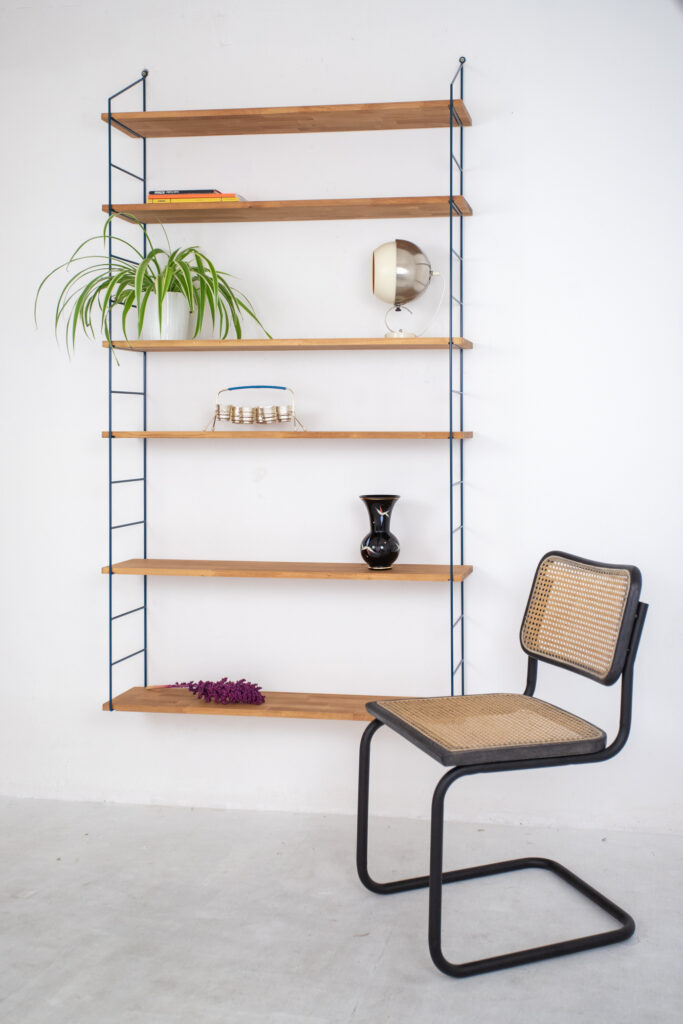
[367,693,605,766]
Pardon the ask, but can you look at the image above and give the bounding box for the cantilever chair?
[356,551,647,977]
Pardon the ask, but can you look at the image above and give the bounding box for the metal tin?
[206,385,303,431]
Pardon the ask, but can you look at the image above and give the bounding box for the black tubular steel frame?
[106,70,149,710]
[356,601,648,977]
[449,58,466,696]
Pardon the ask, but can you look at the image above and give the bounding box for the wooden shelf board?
[104,196,471,224]
[102,100,471,138]
[103,430,472,440]
[104,337,472,352]
[102,559,472,582]
[104,686,394,721]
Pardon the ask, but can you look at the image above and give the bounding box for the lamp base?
[384,329,417,339]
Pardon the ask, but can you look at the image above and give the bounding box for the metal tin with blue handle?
[207,384,303,430]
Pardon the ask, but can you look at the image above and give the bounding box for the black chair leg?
[357,719,433,895]
[357,719,636,977]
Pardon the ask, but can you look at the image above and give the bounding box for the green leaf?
[136,288,153,338]
[120,290,137,340]
[195,276,207,335]
[134,252,159,319]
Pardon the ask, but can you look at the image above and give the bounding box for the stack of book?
[146,189,246,204]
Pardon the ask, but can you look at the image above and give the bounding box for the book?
[146,195,246,204]
[147,195,242,200]
[148,189,221,195]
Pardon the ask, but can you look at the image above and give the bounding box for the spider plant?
[35,215,269,350]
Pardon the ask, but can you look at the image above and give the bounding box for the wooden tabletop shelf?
[103,430,472,440]
[105,195,471,224]
[104,337,472,352]
[104,686,397,721]
[102,99,472,138]
[102,559,472,582]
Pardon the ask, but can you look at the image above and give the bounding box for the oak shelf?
[102,559,472,582]
[104,337,472,352]
[102,99,472,138]
[103,430,472,440]
[105,195,471,224]
[104,686,395,722]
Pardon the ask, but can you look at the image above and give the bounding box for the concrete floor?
[0,798,681,1024]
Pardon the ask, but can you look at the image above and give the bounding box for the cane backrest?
[520,552,641,684]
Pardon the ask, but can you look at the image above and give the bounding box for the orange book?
[147,197,245,204]
[148,189,221,196]
[147,191,244,202]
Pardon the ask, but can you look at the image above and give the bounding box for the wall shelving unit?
[103,62,471,722]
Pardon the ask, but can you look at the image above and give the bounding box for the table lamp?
[372,239,438,338]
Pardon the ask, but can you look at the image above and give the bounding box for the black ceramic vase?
[360,495,400,570]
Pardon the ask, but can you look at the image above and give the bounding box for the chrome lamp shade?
[372,239,433,337]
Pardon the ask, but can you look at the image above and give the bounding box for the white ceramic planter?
[140,292,192,341]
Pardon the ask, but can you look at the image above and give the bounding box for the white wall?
[1,0,682,832]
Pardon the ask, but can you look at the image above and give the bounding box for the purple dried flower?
[166,677,265,705]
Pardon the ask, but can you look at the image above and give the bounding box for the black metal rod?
[141,71,148,690]
[356,720,388,893]
[107,115,145,140]
[107,69,149,710]
[111,606,145,621]
[111,163,145,182]
[142,350,148,688]
[111,648,145,667]
[447,59,467,697]
[108,72,147,103]
[427,767,635,977]
[450,61,464,86]
[106,207,139,223]
[458,58,466,696]
[449,73,455,697]
[107,91,113,711]
[449,104,463,129]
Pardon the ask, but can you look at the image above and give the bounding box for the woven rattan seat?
[367,693,606,766]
